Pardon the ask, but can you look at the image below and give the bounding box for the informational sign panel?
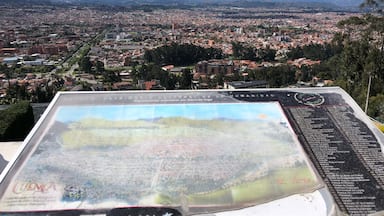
[0,88,384,215]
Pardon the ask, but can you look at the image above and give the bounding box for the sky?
[54,102,285,123]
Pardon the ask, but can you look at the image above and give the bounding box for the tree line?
[144,43,224,66]
[229,11,384,122]
[130,64,192,90]
[232,42,276,62]
[314,14,384,121]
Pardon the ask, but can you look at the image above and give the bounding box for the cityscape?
[0,2,361,96]
[0,0,383,122]
[2,1,384,215]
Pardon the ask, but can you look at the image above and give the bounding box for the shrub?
[0,101,34,141]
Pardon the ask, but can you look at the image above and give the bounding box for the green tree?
[287,46,304,60]
[327,10,384,120]
[232,42,277,62]
[0,101,34,141]
[232,42,256,60]
[144,43,224,66]
[79,56,92,73]
[95,60,105,74]
[35,85,48,103]
[258,48,276,62]
[103,70,121,83]
[260,65,296,87]
[334,14,384,106]
[287,43,342,61]
[361,0,384,11]
[180,68,192,89]
[1,65,13,95]
[368,94,384,122]
[131,66,140,84]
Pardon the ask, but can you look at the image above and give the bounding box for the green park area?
[186,166,318,206]
[140,166,318,210]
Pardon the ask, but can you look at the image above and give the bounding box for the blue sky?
[54,102,285,123]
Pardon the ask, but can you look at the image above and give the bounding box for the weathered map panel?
[1,88,384,215]
[0,98,320,214]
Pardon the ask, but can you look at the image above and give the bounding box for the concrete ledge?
[0,142,23,174]
[0,142,22,161]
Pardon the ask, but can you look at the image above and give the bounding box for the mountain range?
[1,0,364,8]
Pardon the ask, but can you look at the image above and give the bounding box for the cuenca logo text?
[12,182,57,194]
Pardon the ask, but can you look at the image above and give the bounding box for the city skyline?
[1,0,364,7]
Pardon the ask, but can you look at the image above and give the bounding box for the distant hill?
[0,0,51,3]
[0,0,363,8]
[261,0,361,7]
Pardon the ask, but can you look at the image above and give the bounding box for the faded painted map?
[0,102,320,214]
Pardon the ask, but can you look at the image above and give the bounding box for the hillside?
[0,0,362,8]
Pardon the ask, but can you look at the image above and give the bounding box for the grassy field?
[373,121,384,133]
[186,167,317,206]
